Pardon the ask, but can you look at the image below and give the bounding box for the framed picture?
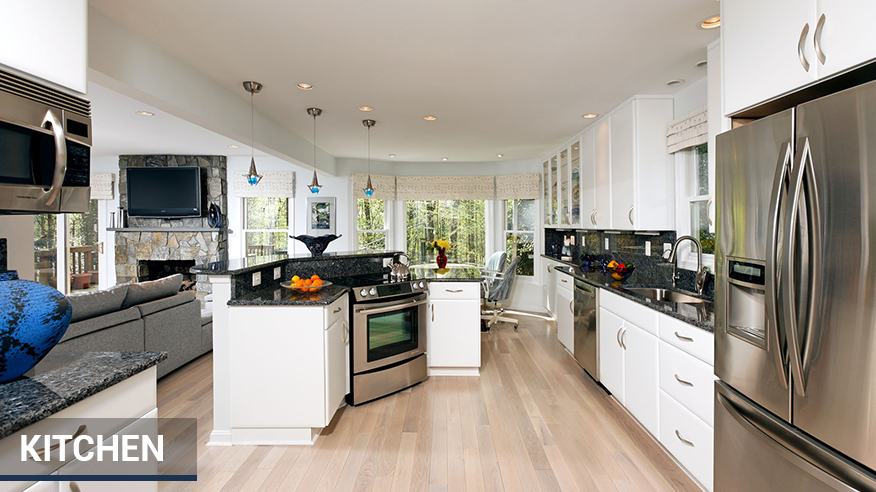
[306,197,336,235]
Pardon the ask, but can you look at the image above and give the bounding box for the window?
[356,199,388,251]
[242,197,290,257]
[677,143,715,270]
[405,200,486,265]
[504,199,535,276]
[34,214,59,289]
[34,199,101,293]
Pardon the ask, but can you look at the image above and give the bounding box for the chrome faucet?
[666,235,710,295]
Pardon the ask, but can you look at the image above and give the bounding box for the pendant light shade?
[308,107,323,194]
[243,81,263,186]
[363,119,376,197]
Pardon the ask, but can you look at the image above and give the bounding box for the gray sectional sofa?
[54,274,211,378]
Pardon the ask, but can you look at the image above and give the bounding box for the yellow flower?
[431,239,451,250]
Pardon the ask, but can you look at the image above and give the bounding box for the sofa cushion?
[54,319,145,353]
[68,284,129,322]
[61,307,141,343]
[122,274,183,309]
[136,290,196,317]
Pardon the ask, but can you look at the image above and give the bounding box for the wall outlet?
[604,238,610,250]
[274,266,281,280]
[383,258,393,268]
[581,236,585,247]
[664,243,673,257]
[252,271,261,287]
[645,241,652,256]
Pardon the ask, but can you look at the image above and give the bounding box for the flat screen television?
[126,167,203,217]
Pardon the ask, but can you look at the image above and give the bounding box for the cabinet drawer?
[659,342,716,427]
[659,391,713,490]
[325,293,348,328]
[659,315,713,365]
[601,290,658,336]
[556,272,573,295]
[427,282,479,300]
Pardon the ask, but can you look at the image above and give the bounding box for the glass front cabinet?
[550,154,559,225]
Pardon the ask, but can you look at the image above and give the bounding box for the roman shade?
[396,175,495,201]
[90,173,115,200]
[496,173,541,200]
[666,106,708,154]
[233,171,296,198]
[351,173,396,200]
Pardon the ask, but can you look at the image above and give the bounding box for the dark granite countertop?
[552,265,714,332]
[410,264,483,282]
[190,250,402,276]
[0,351,167,440]
[228,284,349,306]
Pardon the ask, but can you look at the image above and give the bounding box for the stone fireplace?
[114,155,228,297]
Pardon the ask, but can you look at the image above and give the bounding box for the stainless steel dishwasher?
[573,279,598,380]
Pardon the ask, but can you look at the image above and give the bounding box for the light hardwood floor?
[157,314,700,492]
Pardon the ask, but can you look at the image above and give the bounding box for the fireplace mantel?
[109,227,230,233]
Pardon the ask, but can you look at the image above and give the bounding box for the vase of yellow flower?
[431,239,450,268]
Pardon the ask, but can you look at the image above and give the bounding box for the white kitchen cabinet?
[579,127,597,229]
[610,101,635,230]
[660,391,714,491]
[427,282,480,375]
[543,259,562,316]
[325,318,347,425]
[593,119,611,229]
[623,322,659,437]
[0,1,88,94]
[598,307,625,403]
[559,148,570,225]
[659,341,716,427]
[542,159,552,226]
[815,1,876,78]
[556,280,574,353]
[569,138,581,227]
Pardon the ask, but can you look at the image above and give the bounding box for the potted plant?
[430,239,451,268]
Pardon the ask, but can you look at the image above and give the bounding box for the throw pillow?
[121,274,183,309]
[68,284,129,322]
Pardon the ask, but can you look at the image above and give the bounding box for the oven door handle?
[355,298,428,316]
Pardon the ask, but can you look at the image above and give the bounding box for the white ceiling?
[89,0,719,162]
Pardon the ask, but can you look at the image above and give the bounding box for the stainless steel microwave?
[0,68,91,214]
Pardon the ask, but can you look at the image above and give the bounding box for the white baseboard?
[230,427,321,446]
[207,430,232,446]
[429,367,480,376]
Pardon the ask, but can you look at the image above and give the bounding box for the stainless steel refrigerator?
[715,79,876,491]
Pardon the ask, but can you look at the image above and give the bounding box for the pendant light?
[242,81,263,185]
[363,119,376,196]
[307,107,323,194]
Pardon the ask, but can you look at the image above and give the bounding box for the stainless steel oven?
[347,278,429,405]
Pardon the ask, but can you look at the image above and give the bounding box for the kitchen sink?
[624,287,710,304]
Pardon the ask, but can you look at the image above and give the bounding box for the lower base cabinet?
[598,308,625,404]
[660,390,714,490]
[427,282,480,374]
[623,323,658,437]
[556,284,574,352]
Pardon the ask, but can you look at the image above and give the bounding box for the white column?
[208,275,233,446]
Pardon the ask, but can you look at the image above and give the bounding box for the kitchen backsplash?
[544,229,715,299]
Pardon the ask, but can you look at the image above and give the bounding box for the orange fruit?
[312,279,323,286]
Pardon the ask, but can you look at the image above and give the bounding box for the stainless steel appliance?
[573,278,599,380]
[0,68,91,214]
[715,79,876,490]
[345,275,428,405]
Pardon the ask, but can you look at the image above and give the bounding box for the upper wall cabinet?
[722,0,876,116]
[0,1,88,94]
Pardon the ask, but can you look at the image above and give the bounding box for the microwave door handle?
[41,109,67,206]
[766,142,792,389]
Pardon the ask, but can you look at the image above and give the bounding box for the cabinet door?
[610,101,635,231]
[815,0,876,78]
[570,140,581,227]
[598,308,625,403]
[556,286,574,353]
[542,159,551,225]
[722,0,817,115]
[594,119,611,229]
[559,148,569,225]
[548,262,559,316]
[325,318,347,425]
[623,323,659,437]
[550,154,559,225]
[580,128,596,229]
[428,299,480,368]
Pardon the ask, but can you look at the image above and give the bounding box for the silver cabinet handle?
[814,13,826,65]
[431,304,434,322]
[590,209,596,225]
[674,331,694,342]
[569,299,574,314]
[333,306,342,314]
[620,328,627,349]
[547,265,552,273]
[616,326,623,348]
[561,278,568,283]
[628,205,634,225]
[445,289,463,293]
[675,430,695,447]
[30,424,87,460]
[707,198,713,226]
[798,23,811,72]
[70,483,82,492]
[41,109,68,206]
[343,321,348,343]
[674,374,694,387]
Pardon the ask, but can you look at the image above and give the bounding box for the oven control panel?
[356,280,426,301]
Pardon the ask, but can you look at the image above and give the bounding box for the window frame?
[399,199,491,267]
[674,143,715,272]
[503,198,536,277]
[240,196,293,258]
[355,198,390,251]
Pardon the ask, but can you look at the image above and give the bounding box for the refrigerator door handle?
[798,139,823,389]
[766,142,793,390]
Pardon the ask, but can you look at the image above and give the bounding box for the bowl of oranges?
[280,274,330,292]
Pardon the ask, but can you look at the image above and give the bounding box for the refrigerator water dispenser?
[726,259,766,348]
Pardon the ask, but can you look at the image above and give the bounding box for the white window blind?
[351,173,396,200]
[233,171,296,198]
[396,175,495,201]
[666,106,708,154]
[496,173,541,200]
[90,173,115,200]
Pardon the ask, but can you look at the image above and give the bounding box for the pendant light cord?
[250,91,254,161]
[313,113,317,172]
[367,125,371,174]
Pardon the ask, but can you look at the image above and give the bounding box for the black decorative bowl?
[291,234,342,256]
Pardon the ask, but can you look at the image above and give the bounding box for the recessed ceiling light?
[442,157,448,161]
[136,111,154,116]
[695,59,708,69]
[388,154,396,158]
[228,144,239,149]
[297,83,313,90]
[573,146,578,150]
[497,154,504,158]
[582,113,598,119]
[699,16,720,29]
[424,115,437,121]
[666,79,685,87]
[359,106,373,112]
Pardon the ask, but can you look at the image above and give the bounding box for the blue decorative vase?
[0,271,71,383]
